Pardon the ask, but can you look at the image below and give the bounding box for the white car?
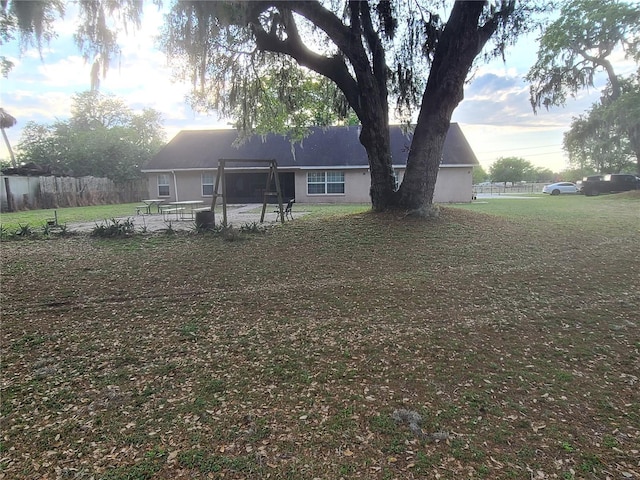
[542,182,579,195]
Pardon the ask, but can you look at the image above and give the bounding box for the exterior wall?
[294,170,371,204]
[146,171,216,203]
[176,171,213,202]
[433,167,474,203]
[293,167,474,204]
[1,175,40,211]
[144,166,475,205]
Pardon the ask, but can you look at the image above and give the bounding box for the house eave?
[141,163,472,174]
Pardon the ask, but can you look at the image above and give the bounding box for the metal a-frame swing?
[210,159,286,226]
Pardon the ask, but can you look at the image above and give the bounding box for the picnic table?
[141,199,166,214]
[164,200,204,220]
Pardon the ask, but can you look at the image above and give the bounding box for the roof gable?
[143,124,478,171]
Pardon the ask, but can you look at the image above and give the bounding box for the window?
[326,171,345,194]
[307,172,326,194]
[202,173,214,196]
[157,174,170,197]
[307,171,345,195]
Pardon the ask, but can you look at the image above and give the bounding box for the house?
[141,124,479,205]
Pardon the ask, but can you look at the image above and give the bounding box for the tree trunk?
[1,127,16,168]
[359,121,396,211]
[395,2,491,213]
[4,177,15,212]
[248,1,504,213]
[397,114,450,213]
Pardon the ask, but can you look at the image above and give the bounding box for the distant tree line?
[13,91,165,183]
[487,157,555,184]
[473,158,556,185]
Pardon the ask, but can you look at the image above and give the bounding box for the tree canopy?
[490,156,533,184]
[527,0,640,173]
[526,0,640,111]
[1,0,148,88]
[16,91,165,183]
[563,90,637,174]
[472,165,489,185]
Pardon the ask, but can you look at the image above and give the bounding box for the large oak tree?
[161,1,543,214]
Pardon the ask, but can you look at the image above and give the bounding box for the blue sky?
[0,4,633,173]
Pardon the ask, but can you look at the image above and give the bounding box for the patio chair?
[274,198,295,220]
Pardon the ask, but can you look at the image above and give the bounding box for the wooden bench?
[192,207,211,213]
[135,205,150,215]
[274,198,295,220]
[161,207,185,221]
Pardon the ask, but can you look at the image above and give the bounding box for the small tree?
[17,91,165,182]
[472,165,489,185]
[489,157,534,184]
[530,167,555,183]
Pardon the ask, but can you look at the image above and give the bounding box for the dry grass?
[1,196,639,479]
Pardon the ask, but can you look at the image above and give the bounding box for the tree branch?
[248,6,362,118]
[576,47,620,99]
[357,1,388,99]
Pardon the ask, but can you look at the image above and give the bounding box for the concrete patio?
[67,204,301,233]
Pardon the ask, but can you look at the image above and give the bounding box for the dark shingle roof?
[142,124,478,171]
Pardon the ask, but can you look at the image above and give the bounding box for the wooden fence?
[1,175,148,212]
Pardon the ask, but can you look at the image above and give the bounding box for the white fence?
[473,183,548,195]
[1,175,147,212]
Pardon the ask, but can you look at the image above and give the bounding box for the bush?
[91,218,135,237]
[240,221,267,234]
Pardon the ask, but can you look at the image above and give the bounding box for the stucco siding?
[146,171,216,203]
[145,166,474,205]
[294,170,370,204]
[292,167,473,204]
[142,125,478,205]
[433,167,474,203]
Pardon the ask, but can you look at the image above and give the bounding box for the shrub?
[240,221,267,234]
[222,225,240,242]
[91,218,135,237]
[16,224,34,237]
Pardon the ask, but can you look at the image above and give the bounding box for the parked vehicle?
[576,175,603,194]
[582,174,640,196]
[542,182,579,195]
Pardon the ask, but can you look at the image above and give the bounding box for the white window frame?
[157,174,170,197]
[307,171,345,195]
[202,173,215,197]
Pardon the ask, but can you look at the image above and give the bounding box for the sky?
[0,3,635,174]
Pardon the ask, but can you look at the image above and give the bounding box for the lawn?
[1,194,639,479]
[0,203,145,232]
